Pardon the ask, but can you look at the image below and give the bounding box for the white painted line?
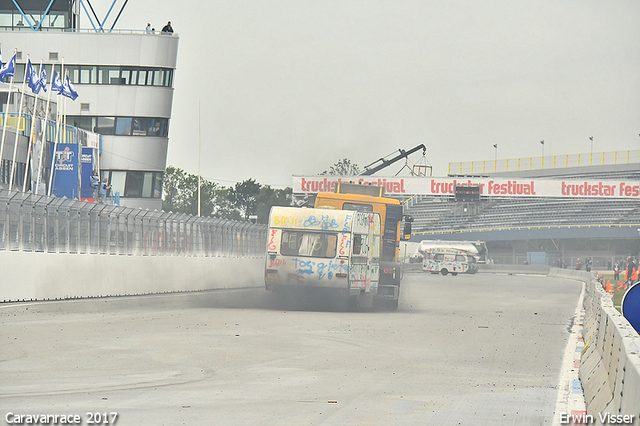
[552,281,587,426]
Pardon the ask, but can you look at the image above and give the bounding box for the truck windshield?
[280,231,338,258]
[343,203,373,212]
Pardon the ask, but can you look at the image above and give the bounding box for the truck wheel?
[441,269,448,276]
[451,272,458,276]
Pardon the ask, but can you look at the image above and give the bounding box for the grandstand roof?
[480,162,640,181]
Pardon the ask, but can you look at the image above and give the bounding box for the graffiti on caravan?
[296,177,407,194]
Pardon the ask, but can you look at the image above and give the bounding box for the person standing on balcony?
[161,21,173,34]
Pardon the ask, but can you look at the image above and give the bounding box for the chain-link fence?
[0,189,267,257]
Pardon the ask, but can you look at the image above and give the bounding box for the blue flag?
[51,70,63,93]
[0,54,16,83]
[26,60,40,94]
[38,67,47,93]
[61,75,78,100]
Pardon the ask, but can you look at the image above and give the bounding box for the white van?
[421,247,478,276]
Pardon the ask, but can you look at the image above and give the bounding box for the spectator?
[626,257,638,284]
[575,258,582,270]
[146,23,152,34]
[161,21,173,34]
[90,172,100,201]
[99,178,111,203]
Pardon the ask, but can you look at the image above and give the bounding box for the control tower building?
[0,0,179,210]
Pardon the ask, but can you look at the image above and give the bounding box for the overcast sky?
[93,1,639,188]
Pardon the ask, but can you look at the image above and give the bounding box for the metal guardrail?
[449,150,640,175]
[0,189,267,257]
[413,223,640,236]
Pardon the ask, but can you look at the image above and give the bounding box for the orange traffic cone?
[617,281,625,291]
[605,280,612,294]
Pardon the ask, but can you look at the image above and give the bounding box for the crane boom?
[360,144,426,176]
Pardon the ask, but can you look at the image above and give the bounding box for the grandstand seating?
[404,163,640,234]
[406,196,640,233]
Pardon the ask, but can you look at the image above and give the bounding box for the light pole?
[589,136,593,154]
[198,100,201,217]
[493,144,498,161]
[540,140,544,157]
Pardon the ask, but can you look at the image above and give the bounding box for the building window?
[74,116,92,131]
[96,117,115,135]
[80,66,96,84]
[124,171,143,197]
[11,63,174,88]
[68,116,169,137]
[109,171,127,196]
[130,69,138,85]
[138,69,148,85]
[153,173,163,198]
[104,170,163,199]
[142,172,154,198]
[115,117,132,135]
[67,65,79,82]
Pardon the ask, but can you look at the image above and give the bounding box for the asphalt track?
[0,272,582,425]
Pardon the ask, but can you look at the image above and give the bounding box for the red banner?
[292,176,640,199]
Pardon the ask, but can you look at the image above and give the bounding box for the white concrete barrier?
[479,264,551,275]
[0,252,265,302]
[551,268,640,425]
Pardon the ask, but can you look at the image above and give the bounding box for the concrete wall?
[0,252,265,302]
[549,268,640,425]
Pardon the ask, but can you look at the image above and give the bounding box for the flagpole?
[47,91,60,197]
[63,69,67,145]
[47,58,63,197]
[0,48,16,183]
[198,100,201,217]
[35,63,54,195]
[23,59,43,192]
[9,54,29,190]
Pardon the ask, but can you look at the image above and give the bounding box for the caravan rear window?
[281,231,338,258]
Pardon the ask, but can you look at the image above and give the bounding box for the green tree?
[227,179,262,220]
[213,187,242,221]
[183,177,220,216]
[162,166,186,212]
[322,158,360,176]
[162,167,293,222]
[162,166,219,216]
[255,186,292,223]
